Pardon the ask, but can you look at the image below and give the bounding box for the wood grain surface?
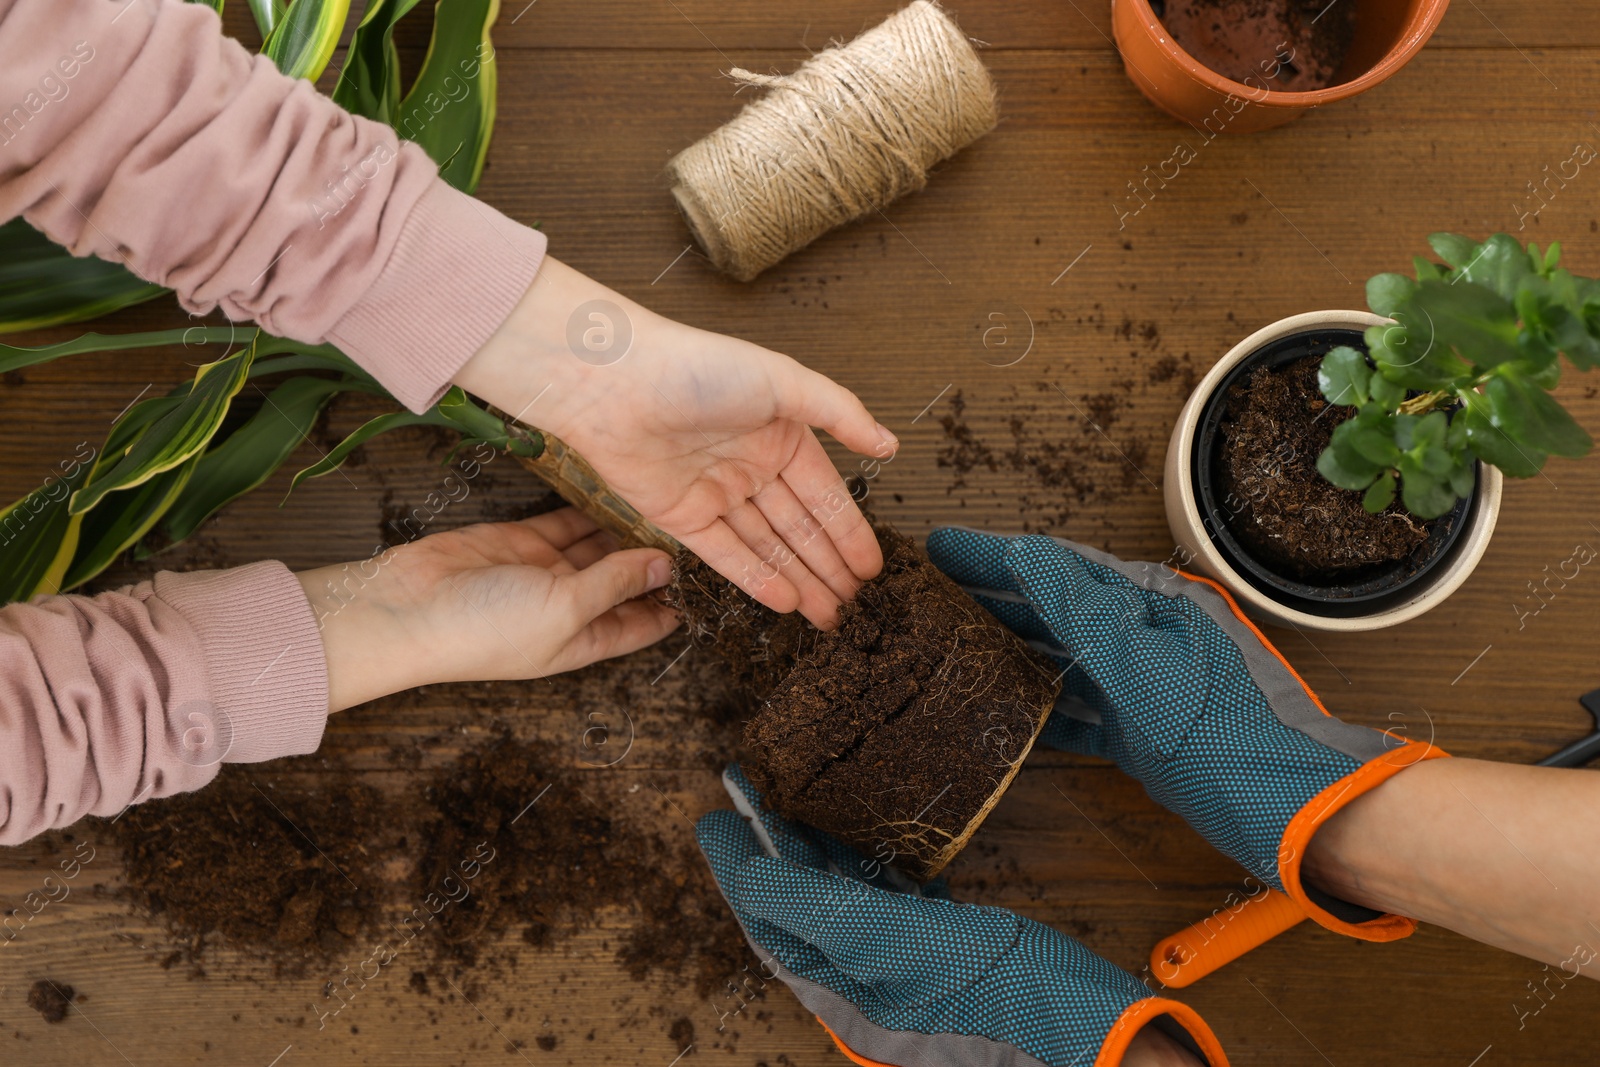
[4,1,1600,1064]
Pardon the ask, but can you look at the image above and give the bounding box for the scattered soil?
[415,732,747,994]
[25,980,74,1023]
[99,732,749,999]
[742,528,1061,881]
[111,769,388,974]
[1157,0,1357,91]
[1217,355,1429,577]
[936,382,1157,534]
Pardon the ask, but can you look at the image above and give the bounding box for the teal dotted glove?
[926,527,1448,940]
[695,765,1227,1067]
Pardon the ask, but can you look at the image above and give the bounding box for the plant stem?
[500,419,682,554]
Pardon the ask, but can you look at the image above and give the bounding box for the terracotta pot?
[1164,310,1503,633]
[1110,0,1451,133]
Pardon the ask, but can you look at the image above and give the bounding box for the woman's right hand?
[454,257,896,630]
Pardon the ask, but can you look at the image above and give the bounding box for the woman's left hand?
[298,509,678,712]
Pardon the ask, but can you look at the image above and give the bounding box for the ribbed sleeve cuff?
[153,562,329,764]
[326,178,548,413]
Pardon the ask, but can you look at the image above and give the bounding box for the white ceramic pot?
[1163,310,1503,633]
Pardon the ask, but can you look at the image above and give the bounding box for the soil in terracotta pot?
[1156,0,1357,91]
[724,527,1061,882]
[1218,354,1430,579]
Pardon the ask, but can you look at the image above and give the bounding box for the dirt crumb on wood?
[26,980,74,1023]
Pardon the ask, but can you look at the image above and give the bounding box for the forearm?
[1304,756,1600,976]
[0,0,544,412]
[0,563,327,845]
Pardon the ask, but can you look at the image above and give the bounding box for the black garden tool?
[1538,687,1600,768]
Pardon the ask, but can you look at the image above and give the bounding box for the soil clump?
[25,980,75,1023]
[739,528,1060,880]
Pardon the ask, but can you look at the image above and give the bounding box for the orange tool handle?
[1150,889,1307,988]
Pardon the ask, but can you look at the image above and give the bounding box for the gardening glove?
[925,527,1450,942]
[695,764,1229,1067]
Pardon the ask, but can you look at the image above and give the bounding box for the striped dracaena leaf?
[0,326,243,374]
[70,340,256,515]
[63,458,200,590]
[333,0,428,123]
[287,386,529,490]
[246,0,287,35]
[262,0,353,82]
[157,375,351,544]
[0,219,167,335]
[289,407,458,491]
[395,0,501,192]
[0,455,94,603]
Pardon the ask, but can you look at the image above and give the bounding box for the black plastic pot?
[1190,327,1482,620]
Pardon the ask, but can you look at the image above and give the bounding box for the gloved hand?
[925,528,1448,942]
[696,764,1228,1067]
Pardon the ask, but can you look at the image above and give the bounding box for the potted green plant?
[1164,233,1597,632]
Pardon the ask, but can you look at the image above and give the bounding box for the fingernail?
[874,422,898,453]
[647,557,672,590]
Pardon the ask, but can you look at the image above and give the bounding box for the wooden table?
[4,1,1600,1063]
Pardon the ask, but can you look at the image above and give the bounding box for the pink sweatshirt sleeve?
[0,562,328,845]
[0,0,547,412]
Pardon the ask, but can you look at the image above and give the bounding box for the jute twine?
[667,1,998,282]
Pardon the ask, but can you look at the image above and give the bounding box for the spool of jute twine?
[667,1,998,282]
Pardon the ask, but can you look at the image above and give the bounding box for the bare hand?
[455,257,896,629]
[298,509,678,711]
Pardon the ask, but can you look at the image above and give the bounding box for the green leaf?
[1364,320,1462,390]
[1412,255,1446,283]
[1317,440,1380,491]
[1428,232,1481,270]
[1523,272,1600,371]
[247,0,287,35]
[0,459,93,603]
[0,326,242,375]
[0,219,167,335]
[159,376,348,544]
[1410,278,1522,368]
[1339,414,1401,467]
[289,408,454,491]
[1412,409,1450,454]
[396,0,501,192]
[1448,455,1477,498]
[1390,412,1421,451]
[1396,458,1458,519]
[332,0,427,123]
[1362,470,1396,513]
[1453,233,1530,299]
[262,0,352,81]
[1318,346,1371,406]
[63,459,199,590]
[1369,371,1406,408]
[1482,369,1593,458]
[1366,273,1416,317]
[71,342,255,514]
[1461,398,1545,477]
